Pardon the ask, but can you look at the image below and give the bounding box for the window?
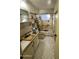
[38,14,50,21]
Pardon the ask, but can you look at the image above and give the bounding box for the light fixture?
[20,0,28,10]
[48,0,51,5]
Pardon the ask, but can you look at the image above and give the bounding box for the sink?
[21,34,35,41]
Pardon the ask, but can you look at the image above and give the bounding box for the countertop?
[20,32,39,53]
[21,41,31,52]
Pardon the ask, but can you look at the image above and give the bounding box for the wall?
[20,0,39,13]
[55,12,59,59]
[39,9,54,14]
[54,0,59,59]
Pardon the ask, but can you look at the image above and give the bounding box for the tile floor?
[34,30,55,59]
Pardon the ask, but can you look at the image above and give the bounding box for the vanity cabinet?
[21,33,39,59]
[22,42,34,59]
[33,35,39,52]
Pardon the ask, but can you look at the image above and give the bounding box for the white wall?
[20,0,39,13]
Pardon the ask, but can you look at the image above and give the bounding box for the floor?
[34,29,55,59]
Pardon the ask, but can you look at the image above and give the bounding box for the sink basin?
[21,34,36,41]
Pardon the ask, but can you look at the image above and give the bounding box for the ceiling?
[26,0,57,10]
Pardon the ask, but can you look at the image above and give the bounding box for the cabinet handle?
[54,34,57,41]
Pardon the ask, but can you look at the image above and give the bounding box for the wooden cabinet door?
[33,36,39,52]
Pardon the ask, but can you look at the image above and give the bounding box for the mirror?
[20,9,29,23]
